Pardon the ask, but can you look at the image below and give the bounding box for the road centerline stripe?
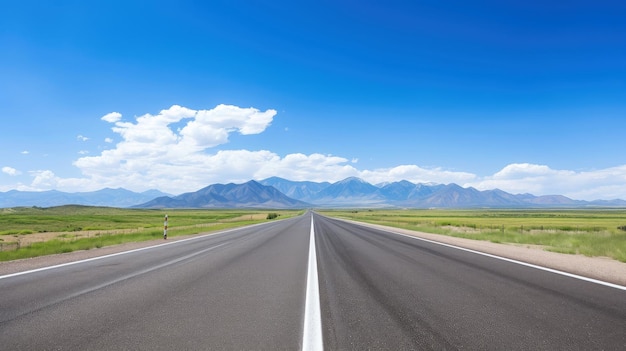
[303,214,323,351]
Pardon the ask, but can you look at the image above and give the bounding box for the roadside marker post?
[164,214,168,239]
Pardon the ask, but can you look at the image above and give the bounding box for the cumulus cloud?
[30,170,60,189]
[97,104,276,152]
[360,165,477,186]
[71,104,278,193]
[101,112,122,123]
[77,135,89,142]
[177,104,276,149]
[254,153,360,183]
[2,167,21,176]
[467,163,626,201]
[104,138,114,143]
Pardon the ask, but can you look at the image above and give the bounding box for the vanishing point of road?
[1,212,625,350]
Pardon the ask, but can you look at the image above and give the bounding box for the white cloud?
[178,104,276,149]
[254,153,360,183]
[17,170,96,192]
[104,138,113,143]
[2,167,21,176]
[77,135,89,142]
[101,112,122,123]
[97,104,276,154]
[78,150,89,155]
[360,165,477,185]
[69,104,278,193]
[30,170,60,189]
[467,163,626,201]
[21,151,29,155]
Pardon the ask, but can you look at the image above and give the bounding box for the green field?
[319,208,626,263]
[3,207,626,263]
[0,206,302,261]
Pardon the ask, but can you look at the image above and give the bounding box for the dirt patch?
[1,228,144,247]
[223,213,268,222]
[441,225,482,234]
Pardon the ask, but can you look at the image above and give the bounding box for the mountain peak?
[337,176,367,184]
[136,181,309,209]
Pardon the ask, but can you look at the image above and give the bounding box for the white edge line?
[0,221,271,280]
[60,242,229,302]
[303,214,323,351]
[344,219,626,292]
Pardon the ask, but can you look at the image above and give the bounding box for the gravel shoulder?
[2,221,625,288]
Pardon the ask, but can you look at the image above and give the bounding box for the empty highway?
[1,212,625,350]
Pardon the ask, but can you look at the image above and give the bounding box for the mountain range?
[2,177,625,209]
[258,177,626,208]
[138,180,309,209]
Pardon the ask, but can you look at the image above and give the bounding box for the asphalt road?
[1,212,625,350]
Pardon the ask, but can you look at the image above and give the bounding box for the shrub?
[266,213,279,220]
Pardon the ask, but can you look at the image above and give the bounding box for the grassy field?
[319,208,626,263]
[0,206,303,261]
[4,206,625,263]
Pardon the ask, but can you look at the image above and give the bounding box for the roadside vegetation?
[0,206,302,261]
[319,208,626,263]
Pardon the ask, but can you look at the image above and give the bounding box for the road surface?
[1,212,625,350]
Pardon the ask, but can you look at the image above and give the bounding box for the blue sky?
[1,0,625,200]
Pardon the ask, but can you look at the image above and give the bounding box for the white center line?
[303,214,323,351]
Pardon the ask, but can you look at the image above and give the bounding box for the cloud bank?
[4,104,626,201]
[468,163,626,201]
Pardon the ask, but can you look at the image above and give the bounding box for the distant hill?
[380,180,445,201]
[259,177,330,202]
[308,177,387,206]
[0,188,170,208]
[257,177,626,208]
[135,180,311,209]
[2,178,626,209]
